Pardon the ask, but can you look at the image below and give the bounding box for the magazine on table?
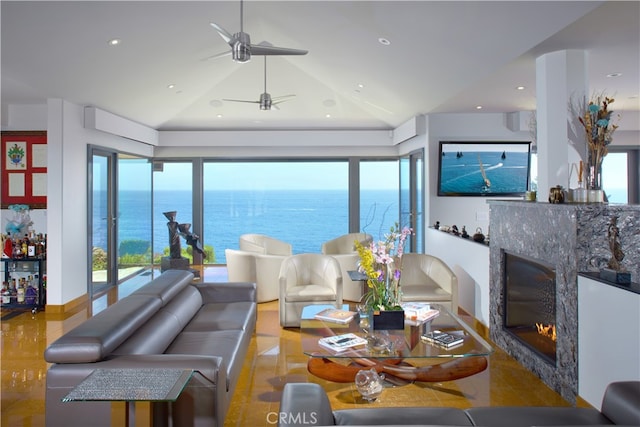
[421,330,464,349]
[318,333,368,352]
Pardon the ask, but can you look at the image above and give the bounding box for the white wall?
[425,227,490,325]
[426,113,531,232]
[40,101,154,306]
[578,275,640,409]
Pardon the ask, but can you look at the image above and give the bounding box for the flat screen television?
[437,141,531,197]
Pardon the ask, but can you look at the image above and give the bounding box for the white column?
[535,50,588,202]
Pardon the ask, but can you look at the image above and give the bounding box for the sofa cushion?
[600,381,640,426]
[464,407,612,426]
[165,330,248,391]
[284,284,336,302]
[183,301,256,332]
[333,408,473,426]
[112,286,203,355]
[401,281,452,302]
[44,295,162,363]
[132,269,194,305]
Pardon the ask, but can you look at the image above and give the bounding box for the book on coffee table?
[401,302,440,325]
[421,330,464,349]
[314,307,357,324]
[318,333,367,352]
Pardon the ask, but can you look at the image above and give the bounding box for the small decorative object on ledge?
[473,227,485,243]
[548,185,565,204]
[525,190,537,201]
[600,216,631,284]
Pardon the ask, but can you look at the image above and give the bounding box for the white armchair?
[225,234,292,303]
[321,233,372,302]
[279,253,343,327]
[399,253,459,314]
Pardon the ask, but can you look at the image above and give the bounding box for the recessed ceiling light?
[167,84,176,89]
[378,37,391,46]
[325,114,332,118]
[107,38,121,46]
[607,72,622,77]
[476,105,483,110]
[358,83,365,89]
[516,86,525,90]
[216,114,223,118]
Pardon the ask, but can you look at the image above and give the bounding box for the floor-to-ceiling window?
[203,161,349,264]
[602,148,640,204]
[117,156,152,277]
[360,160,400,241]
[152,161,194,264]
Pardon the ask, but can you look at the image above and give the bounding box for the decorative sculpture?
[161,211,204,277]
[164,211,182,259]
[599,215,630,284]
[607,216,624,271]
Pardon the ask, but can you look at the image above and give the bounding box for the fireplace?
[503,251,556,365]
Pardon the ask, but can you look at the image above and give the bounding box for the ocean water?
[439,151,529,195]
[97,189,399,263]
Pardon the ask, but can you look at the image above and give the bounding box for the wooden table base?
[307,356,488,383]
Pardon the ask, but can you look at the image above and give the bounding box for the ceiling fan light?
[233,42,251,63]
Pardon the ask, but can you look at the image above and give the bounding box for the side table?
[63,368,194,427]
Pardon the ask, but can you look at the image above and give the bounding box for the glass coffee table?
[300,304,493,384]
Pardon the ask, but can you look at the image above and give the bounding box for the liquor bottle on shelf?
[17,284,25,304]
[3,233,13,258]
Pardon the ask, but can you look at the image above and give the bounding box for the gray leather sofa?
[44,270,257,427]
[278,381,640,426]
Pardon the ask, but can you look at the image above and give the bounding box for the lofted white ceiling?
[1,1,639,131]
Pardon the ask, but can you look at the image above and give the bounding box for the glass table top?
[300,303,493,360]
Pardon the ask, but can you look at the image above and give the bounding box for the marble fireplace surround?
[488,201,639,404]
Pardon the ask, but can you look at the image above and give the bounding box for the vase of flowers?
[574,92,620,193]
[355,223,413,318]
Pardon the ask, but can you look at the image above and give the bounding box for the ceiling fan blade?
[209,22,233,45]
[201,50,231,61]
[250,44,308,56]
[223,99,260,104]
[272,95,296,104]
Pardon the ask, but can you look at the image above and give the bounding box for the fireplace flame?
[535,323,557,342]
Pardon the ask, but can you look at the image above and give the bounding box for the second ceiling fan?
[224,57,295,110]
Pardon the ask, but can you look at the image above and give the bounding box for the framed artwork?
[1,131,47,208]
[437,141,531,197]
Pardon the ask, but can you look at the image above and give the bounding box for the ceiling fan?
[223,57,295,110]
[206,0,308,63]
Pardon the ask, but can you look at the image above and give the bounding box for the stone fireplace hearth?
[488,201,639,404]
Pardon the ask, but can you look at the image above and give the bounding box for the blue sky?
[119,160,400,191]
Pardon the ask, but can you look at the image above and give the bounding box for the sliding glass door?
[89,148,152,299]
[89,148,117,296]
[400,150,424,252]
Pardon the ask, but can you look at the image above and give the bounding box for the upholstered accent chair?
[279,253,343,327]
[399,253,459,314]
[225,234,292,303]
[320,232,372,302]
